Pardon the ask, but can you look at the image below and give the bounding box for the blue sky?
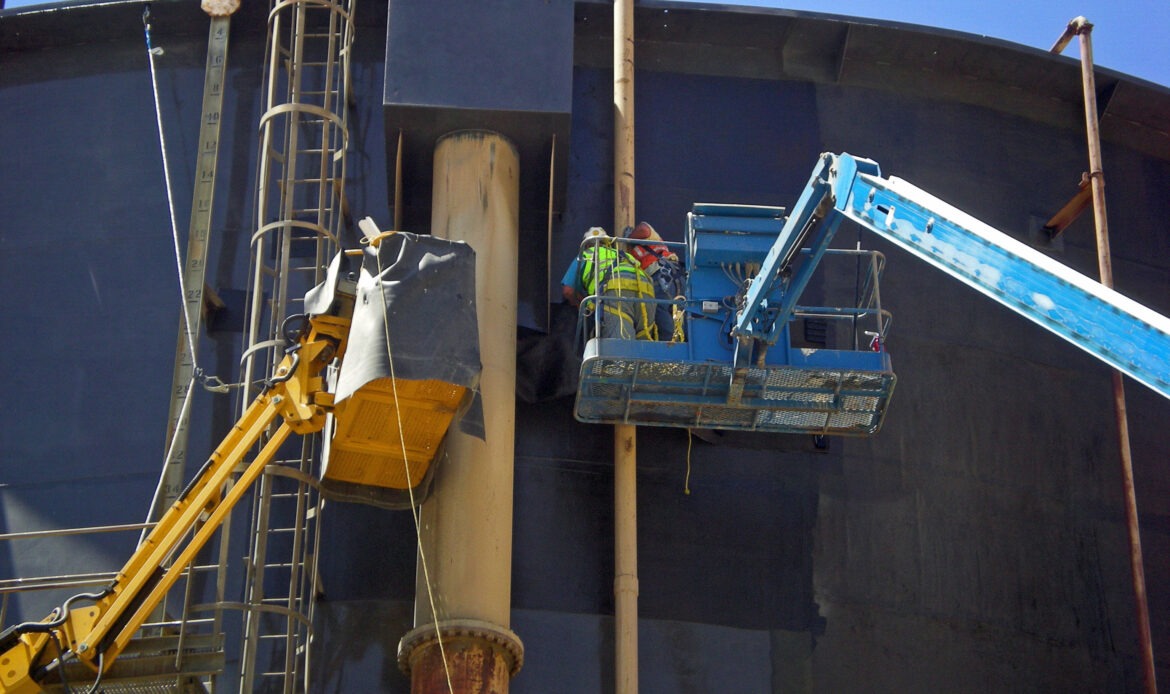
[677,0,1170,87]
[4,0,1167,87]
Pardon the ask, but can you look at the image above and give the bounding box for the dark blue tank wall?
[0,19,272,693]
[1,38,196,613]
[1,2,1168,692]
[809,83,1170,691]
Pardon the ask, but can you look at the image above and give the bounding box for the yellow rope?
[684,428,693,495]
[374,248,455,694]
[362,230,398,248]
[671,294,686,343]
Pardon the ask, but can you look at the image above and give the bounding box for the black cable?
[8,589,108,635]
[83,651,105,694]
[6,607,63,637]
[718,296,738,351]
[49,632,72,694]
[10,589,110,692]
[280,313,311,347]
[265,349,301,387]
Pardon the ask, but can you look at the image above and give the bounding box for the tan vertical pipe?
[1053,18,1157,694]
[1072,21,1158,694]
[614,423,638,694]
[613,1,639,693]
[398,131,524,693]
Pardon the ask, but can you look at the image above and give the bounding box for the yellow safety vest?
[580,245,657,340]
[580,246,644,295]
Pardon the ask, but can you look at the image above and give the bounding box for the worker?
[561,226,657,340]
[622,221,685,341]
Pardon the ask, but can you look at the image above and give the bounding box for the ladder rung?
[260,597,294,604]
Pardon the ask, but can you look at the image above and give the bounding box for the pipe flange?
[201,0,241,16]
[398,619,525,677]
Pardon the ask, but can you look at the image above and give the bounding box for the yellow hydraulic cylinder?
[398,131,524,691]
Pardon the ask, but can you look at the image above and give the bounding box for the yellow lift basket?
[326,377,468,491]
[310,220,481,509]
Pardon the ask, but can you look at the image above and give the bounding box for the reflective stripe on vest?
[580,246,640,295]
[602,271,655,298]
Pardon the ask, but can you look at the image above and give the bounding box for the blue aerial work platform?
[574,152,1170,435]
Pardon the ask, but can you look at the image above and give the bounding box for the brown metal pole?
[614,424,638,694]
[1055,18,1157,693]
[613,0,639,692]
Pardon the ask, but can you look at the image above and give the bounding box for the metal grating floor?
[575,354,895,435]
[43,632,222,694]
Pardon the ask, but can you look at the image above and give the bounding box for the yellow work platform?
[325,377,467,492]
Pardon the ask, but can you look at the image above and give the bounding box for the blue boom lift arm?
[737,152,1170,401]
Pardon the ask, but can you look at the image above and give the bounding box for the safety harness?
[580,245,657,340]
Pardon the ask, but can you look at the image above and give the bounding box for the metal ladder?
[242,0,353,376]
[238,439,323,693]
[235,1,355,691]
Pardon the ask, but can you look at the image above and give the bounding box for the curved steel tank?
[1,1,1167,691]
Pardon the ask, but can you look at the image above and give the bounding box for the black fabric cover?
[305,233,483,436]
[516,301,582,403]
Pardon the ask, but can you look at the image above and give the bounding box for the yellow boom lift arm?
[0,289,353,694]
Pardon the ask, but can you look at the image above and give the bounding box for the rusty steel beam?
[1043,173,1092,239]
